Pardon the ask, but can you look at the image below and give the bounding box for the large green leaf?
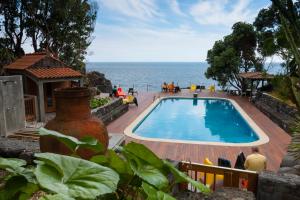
[163,160,210,194]
[39,194,75,200]
[123,142,164,169]
[0,175,38,200]
[39,128,104,153]
[122,151,168,190]
[142,182,175,200]
[0,157,36,184]
[34,153,119,199]
[0,175,27,200]
[0,157,26,171]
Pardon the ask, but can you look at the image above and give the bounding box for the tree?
[0,0,27,57]
[0,0,97,72]
[269,0,300,108]
[0,0,26,74]
[253,2,297,74]
[205,22,263,92]
[0,38,15,75]
[270,0,300,160]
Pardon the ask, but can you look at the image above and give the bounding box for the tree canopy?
[0,0,97,73]
[253,0,300,75]
[205,22,263,91]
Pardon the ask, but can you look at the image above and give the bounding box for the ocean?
[86,62,216,92]
[86,62,283,92]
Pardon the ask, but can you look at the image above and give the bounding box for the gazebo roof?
[239,72,274,80]
[26,67,82,79]
[4,52,82,80]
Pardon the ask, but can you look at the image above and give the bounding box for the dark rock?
[175,191,208,200]
[293,165,300,175]
[280,153,300,168]
[86,71,112,93]
[208,187,255,200]
[175,188,255,200]
[89,87,99,97]
[19,151,35,165]
[279,165,300,176]
[257,171,300,200]
[278,167,298,175]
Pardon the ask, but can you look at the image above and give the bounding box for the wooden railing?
[179,161,258,193]
[24,95,37,121]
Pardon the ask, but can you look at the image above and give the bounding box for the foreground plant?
[0,128,210,199]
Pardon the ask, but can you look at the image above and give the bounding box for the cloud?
[170,0,186,16]
[99,0,161,21]
[86,23,223,62]
[190,0,255,26]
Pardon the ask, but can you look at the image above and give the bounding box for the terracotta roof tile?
[4,52,47,70]
[26,67,82,79]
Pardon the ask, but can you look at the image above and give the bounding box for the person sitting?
[175,85,180,93]
[244,147,266,172]
[161,82,168,92]
[168,82,175,93]
[112,85,118,97]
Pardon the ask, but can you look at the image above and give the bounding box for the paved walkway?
[107,90,291,171]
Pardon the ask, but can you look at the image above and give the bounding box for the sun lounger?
[190,84,196,92]
[123,95,138,106]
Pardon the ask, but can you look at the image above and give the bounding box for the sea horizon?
[86,62,283,92]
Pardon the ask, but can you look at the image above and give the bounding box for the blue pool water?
[133,98,259,143]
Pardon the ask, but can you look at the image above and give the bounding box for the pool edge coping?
[124,96,270,147]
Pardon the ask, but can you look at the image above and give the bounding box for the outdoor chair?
[128,87,138,96]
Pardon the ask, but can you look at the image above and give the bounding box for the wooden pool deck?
[107,90,291,171]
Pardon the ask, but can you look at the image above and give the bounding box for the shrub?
[270,75,295,103]
[0,128,210,199]
[90,97,110,109]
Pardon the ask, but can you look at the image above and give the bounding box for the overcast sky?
[84,0,271,62]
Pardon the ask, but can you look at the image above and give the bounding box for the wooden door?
[44,83,56,113]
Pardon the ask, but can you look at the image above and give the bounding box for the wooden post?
[37,81,45,122]
[251,80,254,97]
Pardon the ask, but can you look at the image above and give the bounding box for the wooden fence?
[179,161,258,193]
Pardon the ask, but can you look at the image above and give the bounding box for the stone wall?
[253,92,298,133]
[92,98,128,125]
[257,171,300,200]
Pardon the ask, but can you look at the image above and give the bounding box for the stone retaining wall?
[92,98,128,125]
[253,92,298,133]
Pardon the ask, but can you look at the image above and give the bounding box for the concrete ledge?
[92,98,129,125]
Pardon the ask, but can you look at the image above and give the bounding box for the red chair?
[116,87,126,98]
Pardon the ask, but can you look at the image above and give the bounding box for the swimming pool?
[125,97,269,146]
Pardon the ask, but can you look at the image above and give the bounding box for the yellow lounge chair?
[123,95,138,106]
[199,158,224,188]
[190,84,196,92]
[209,85,215,92]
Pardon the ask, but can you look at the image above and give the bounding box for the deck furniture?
[179,161,258,193]
[128,87,138,95]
